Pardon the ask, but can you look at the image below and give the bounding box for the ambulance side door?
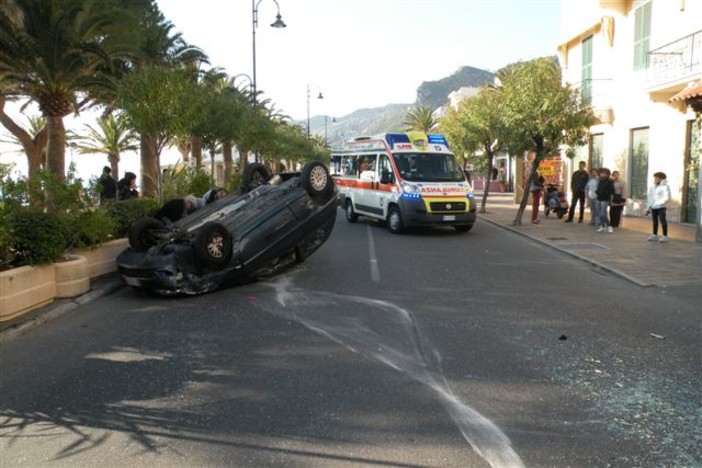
[376,153,394,216]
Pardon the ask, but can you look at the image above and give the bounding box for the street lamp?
[252,0,286,99]
[307,84,324,139]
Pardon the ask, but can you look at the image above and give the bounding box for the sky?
[157,0,563,120]
[1,0,563,183]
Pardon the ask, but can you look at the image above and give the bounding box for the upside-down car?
[116,161,337,295]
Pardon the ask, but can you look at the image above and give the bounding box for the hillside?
[309,65,495,144]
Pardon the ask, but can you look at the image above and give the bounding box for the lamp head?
[271,13,286,28]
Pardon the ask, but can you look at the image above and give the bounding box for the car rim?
[310,166,328,191]
[390,212,400,230]
[207,235,224,258]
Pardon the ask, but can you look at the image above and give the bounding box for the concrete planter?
[54,254,90,299]
[0,238,128,325]
[72,238,128,279]
[0,263,56,323]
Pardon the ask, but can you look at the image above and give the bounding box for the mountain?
[309,66,495,144]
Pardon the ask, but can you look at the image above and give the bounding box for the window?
[581,35,593,104]
[630,128,649,199]
[633,1,652,70]
[589,133,604,169]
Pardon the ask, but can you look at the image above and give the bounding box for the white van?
[331,132,476,233]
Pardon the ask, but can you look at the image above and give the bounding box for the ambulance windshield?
[392,152,465,182]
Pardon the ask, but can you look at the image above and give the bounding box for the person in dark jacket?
[565,161,589,223]
[98,166,116,204]
[116,172,138,200]
[595,168,614,233]
[154,195,204,223]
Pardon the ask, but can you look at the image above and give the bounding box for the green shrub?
[160,163,215,201]
[62,209,117,250]
[104,198,159,237]
[8,209,67,266]
[0,209,11,271]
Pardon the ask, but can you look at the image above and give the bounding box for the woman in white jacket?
[646,172,672,243]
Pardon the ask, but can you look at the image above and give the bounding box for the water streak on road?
[265,276,524,468]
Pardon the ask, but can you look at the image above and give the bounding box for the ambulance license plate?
[442,215,456,221]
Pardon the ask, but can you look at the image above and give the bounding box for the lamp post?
[306,84,324,139]
[252,0,286,100]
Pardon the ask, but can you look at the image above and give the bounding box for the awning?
[669,82,702,103]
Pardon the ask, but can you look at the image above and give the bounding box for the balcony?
[647,30,702,87]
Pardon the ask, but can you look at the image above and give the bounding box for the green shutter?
[582,36,593,104]
[633,1,652,71]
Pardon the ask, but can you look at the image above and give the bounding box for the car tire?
[301,161,333,199]
[386,206,403,234]
[454,224,473,233]
[129,218,165,252]
[194,222,232,270]
[242,163,270,192]
[345,199,358,223]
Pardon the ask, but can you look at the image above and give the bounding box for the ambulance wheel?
[386,206,403,234]
[345,199,358,223]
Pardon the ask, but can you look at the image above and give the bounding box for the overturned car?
[116,161,337,295]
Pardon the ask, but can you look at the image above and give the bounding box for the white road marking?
[268,278,524,468]
[367,224,380,283]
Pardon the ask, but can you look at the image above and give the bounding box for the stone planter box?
[72,238,128,279]
[0,263,56,323]
[0,238,127,325]
[54,254,90,299]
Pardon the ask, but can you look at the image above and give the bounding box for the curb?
[0,275,124,344]
[478,215,653,288]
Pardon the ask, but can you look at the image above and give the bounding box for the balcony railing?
[647,29,702,84]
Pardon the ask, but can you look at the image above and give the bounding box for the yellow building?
[557,0,701,227]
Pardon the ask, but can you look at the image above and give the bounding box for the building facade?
[558,0,701,225]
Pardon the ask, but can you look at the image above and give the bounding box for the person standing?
[585,168,600,225]
[116,172,139,200]
[609,170,627,228]
[529,170,545,224]
[595,168,614,233]
[565,161,589,223]
[646,171,672,243]
[98,166,116,204]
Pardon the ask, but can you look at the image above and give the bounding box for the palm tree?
[0,0,134,183]
[72,112,138,177]
[403,105,437,132]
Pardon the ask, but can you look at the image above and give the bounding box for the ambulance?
[331,131,476,233]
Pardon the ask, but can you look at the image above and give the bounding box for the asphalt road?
[1,210,700,467]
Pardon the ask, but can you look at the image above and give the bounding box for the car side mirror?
[380,170,393,184]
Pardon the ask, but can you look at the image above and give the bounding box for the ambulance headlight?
[401,182,421,199]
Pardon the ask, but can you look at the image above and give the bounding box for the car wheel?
[386,206,403,234]
[242,163,270,192]
[301,161,333,199]
[194,222,232,270]
[345,199,358,223]
[129,218,165,252]
[454,224,473,233]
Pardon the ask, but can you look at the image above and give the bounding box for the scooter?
[544,183,569,218]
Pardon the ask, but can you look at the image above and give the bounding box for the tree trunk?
[0,96,47,181]
[191,137,203,169]
[140,133,158,198]
[513,137,545,226]
[108,152,119,177]
[223,143,233,182]
[239,146,249,174]
[480,151,495,214]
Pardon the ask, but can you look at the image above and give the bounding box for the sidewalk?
[476,192,702,288]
